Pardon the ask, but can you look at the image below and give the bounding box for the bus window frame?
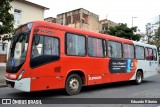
[135,45,145,60]
[87,36,107,58]
[30,34,60,68]
[107,40,123,59]
[65,32,87,57]
[145,47,153,61]
[123,43,135,59]
[153,48,157,61]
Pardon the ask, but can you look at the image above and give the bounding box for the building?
[44,17,56,23]
[99,19,118,34]
[10,0,49,28]
[0,0,49,64]
[57,8,100,32]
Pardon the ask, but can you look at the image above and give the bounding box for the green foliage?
[155,27,160,40]
[0,0,14,35]
[150,27,160,47]
[106,23,141,41]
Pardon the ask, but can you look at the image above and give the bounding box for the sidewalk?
[0,66,6,87]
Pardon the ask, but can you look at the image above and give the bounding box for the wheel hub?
[69,78,79,91]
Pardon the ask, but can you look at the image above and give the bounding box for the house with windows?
[56,8,100,32]
[99,19,118,34]
[0,0,49,64]
[10,0,49,28]
[44,17,56,23]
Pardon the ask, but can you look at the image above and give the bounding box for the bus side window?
[32,35,41,58]
[123,44,134,59]
[44,36,59,55]
[66,33,86,56]
[67,38,74,55]
[32,45,39,58]
[145,47,153,60]
[153,49,157,61]
[135,46,145,60]
[88,38,94,56]
[88,37,105,57]
[52,38,59,55]
[108,45,113,57]
[108,41,122,58]
[44,37,52,55]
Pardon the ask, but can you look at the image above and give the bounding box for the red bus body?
[5,21,159,94]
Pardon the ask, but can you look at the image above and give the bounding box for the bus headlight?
[17,70,25,81]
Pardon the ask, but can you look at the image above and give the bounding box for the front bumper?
[5,78,31,92]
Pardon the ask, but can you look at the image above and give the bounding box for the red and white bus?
[5,21,159,95]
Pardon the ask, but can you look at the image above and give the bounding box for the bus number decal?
[89,76,102,80]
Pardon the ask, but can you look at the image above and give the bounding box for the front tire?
[135,71,143,85]
[65,74,82,95]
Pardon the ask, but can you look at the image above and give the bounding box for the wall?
[99,19,118,33]
[57,8,100,32]
[10,0,44,28]
[0,1,45,66]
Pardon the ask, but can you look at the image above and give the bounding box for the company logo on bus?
[41,30,54,34]
[89,76,102,80]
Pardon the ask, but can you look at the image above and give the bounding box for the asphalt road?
[0,74,160,107]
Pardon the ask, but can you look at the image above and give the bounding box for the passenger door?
[29,27,63,91]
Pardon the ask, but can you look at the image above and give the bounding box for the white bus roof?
[133,41,157,49]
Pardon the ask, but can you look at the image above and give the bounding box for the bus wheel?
[135,71,143,85]
[65,74,82,95]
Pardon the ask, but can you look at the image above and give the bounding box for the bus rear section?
[129,42,159,83]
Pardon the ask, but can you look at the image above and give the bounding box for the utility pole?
[146,23,152,44]
[132,17,137,27]
[159,15,160,28]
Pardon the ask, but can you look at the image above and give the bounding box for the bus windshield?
[7,23,33,73]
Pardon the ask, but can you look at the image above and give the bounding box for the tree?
[0,0,14,41]
[150,27,160,47]
[106,23,141,41]
[155,27,160,40]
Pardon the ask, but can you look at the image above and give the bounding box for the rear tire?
[134,71,143,85]
[65,74,82,95]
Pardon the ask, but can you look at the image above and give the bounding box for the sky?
[28,0,160,33]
